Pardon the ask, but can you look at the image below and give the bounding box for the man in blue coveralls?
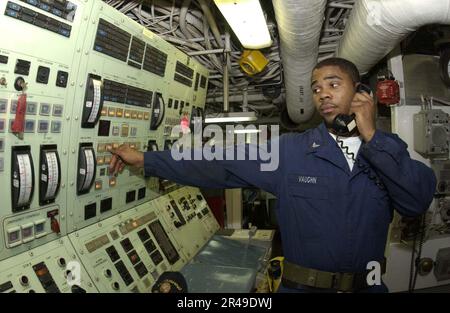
[109,58,436,292]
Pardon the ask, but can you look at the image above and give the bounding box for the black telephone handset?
[330,83,385,190]
[331,83,372,137]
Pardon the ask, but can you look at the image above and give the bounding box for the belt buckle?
[334,272,355,293]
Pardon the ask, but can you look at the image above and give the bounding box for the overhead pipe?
[336,0,450,73]
[272,0,327,125]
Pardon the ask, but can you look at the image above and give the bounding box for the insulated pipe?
[336,0,450,73]
[197,0,224,48]
[223,32,231,112]
[272,0,327,124]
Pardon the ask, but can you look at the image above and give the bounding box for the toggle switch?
[20,275,29,287]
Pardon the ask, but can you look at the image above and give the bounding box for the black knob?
[14,77,25,91]
[20,275,29,286]
[104,269,112,278]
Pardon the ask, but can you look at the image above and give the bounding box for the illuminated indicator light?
[121,126,129,137]
[104,155,112,164]
[97,144,106,152]
[108,108,116,117]
[124,110,131,118]
[143,113,150,120]
[137,112,143,120]
[112,143,119,149]
[34,220,47,238]
[105,144,113,151]
[116,109,123,117]
[95,181,102,190]
[131,111,137,119]
[21,224,34,243]
[101,107,108,116]
[109,177,116,187]
[36,268,48,277]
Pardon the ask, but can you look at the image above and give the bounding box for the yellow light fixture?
[234,128,261,134]
[213,0,272,49]
[204,112,257,123]
[239,50,269,76]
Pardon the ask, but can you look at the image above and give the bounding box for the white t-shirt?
[329,133,362,171]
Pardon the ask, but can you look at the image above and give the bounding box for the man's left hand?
[350,91,376,142]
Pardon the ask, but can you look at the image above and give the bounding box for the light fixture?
[213,0,272,49]
[233,129,261,134]
[204,112,257,123]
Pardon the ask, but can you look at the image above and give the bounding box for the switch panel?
[11,146,35,212]
[434,247,450,281]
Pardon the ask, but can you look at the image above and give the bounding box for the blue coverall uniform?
[143,122,437,292]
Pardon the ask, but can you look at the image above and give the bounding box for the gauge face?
[440,47,450,87]
[180,114,190,134]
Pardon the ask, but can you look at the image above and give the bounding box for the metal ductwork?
[272,0,327,125]
[336,0,450,73]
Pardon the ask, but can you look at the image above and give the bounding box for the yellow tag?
[142,28,154,40]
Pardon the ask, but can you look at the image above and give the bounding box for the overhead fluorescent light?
[204,112,257,123]
[213,0,272,49]
[234,129,261,134]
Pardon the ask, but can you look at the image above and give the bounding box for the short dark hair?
[313,57,360,84]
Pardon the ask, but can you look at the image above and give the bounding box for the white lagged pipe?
[336,0,450,73]
[273,0,327,124]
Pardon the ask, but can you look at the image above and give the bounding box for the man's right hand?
[108,144,144,176]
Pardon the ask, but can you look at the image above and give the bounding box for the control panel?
[0,0,209,261]
[0,236,97,293]
[153,186,220,260]
[68,186,218,292]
